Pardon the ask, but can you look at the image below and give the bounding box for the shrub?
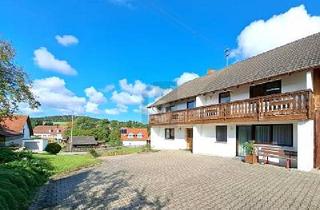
[45,143,62,154]
[0,148,17,163]
[88,149,99,158]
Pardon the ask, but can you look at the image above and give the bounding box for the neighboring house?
[33,125,66,141]
[120,128,149,147]
[148,32,320,171]
[0,115,33,147]
[71,136,98,149]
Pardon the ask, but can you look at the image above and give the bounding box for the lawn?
[34,153,100,176]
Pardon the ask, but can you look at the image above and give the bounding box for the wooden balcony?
[149,90,313,125]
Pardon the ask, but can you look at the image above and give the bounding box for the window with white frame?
[137,133,143,138]
[128,133,134,138]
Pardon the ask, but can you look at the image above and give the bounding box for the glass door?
[237,126,252,156]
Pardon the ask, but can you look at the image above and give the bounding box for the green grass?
[34,153,100,175]
[101,146,157,156]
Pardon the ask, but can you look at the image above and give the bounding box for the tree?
[0,41,39,117]
[108,127,121,146]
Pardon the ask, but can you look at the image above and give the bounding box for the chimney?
[207,69,216,75]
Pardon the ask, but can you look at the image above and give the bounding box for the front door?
[186,128,193,152]
[237,126,252,156]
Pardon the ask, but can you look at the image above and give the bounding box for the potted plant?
[243,140,257,164]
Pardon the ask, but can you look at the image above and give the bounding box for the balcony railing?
[149,90,313,125]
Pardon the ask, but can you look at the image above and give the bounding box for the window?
[165,106,174,112]
[250,80,281,98]
[253,124,293,147]
[219,92,230,104]
[128,133,134,138]
[165,128,175,140]
[255,125,271,144]
[120,128,127,134]
[272,124,293,146]
[216,126,227,142]
[137,133,143,138]
[187,100,196,109]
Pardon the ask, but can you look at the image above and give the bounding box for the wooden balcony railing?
[149,90,313,125]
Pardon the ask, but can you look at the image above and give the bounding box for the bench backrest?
[255,145,297,157]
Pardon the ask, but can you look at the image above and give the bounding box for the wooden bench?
[255,145,297,168]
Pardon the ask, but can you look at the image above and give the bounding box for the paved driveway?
[32,151,320,209]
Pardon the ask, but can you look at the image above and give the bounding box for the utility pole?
[70,114,74,152]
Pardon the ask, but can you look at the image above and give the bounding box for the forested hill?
[30,115,148,128]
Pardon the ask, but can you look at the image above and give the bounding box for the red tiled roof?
[0,115,31,137]
[120,128,149,141]
[33,125,66,135]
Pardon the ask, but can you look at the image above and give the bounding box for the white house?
[120,127,149,147]
[33,125,66,141]
[148,32,320,171]
[0,115,33,146]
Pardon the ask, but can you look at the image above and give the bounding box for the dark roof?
[71,136,97,146]
[0,115,32,137]
[151,32,320,107]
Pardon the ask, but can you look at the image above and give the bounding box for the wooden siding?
[150,90,313,125]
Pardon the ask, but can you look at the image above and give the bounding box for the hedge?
[0,148,52,210]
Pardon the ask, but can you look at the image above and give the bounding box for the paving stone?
[30,151,320,209]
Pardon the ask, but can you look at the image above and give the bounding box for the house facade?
[0,115,33,146]
[33,125,66,141]
[120,128,149,147]
[148,33,320,171]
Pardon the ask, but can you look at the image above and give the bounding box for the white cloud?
[84,86,106,104]
[103,84,115,92]
[85,102,100,114]
[33,47,77,75]
[31,77,86,114]
[119,79,171,98]
[174,72,199,86]
[111,91,144,105]
[105,104,128,115]
[133,105,148,114]
[231,5,320,59]
[55,35,79,46]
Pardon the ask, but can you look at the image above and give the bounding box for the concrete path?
[31,151,320,209]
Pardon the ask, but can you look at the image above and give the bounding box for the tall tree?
[0,41,39,117]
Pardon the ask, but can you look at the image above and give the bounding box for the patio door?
[186,128,193,152]
[236,126,252,156]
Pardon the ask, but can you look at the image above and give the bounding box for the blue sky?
[1,0,320,122]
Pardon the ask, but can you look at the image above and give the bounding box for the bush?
[45,143,62,154]
[0,148,17,163]
[88,149,99,158]
[0,147,53,210]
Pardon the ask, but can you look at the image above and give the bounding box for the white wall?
[297,120,314,171]
[23,123,31,139]
[195,71,309,108]
[193,124,236,157]
[23,139,48,152]
[123,141,147,147]
[151,126,188,150]
[5,136,23,146]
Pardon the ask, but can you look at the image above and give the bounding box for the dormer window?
[128,133,134,138]
[137,133,143,138]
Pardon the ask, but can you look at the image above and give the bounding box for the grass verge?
[34,153,100,176]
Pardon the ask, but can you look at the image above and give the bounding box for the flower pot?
[244,154,258,164]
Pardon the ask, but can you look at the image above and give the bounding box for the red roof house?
[0,115,33,146]
[120,128,149,146]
